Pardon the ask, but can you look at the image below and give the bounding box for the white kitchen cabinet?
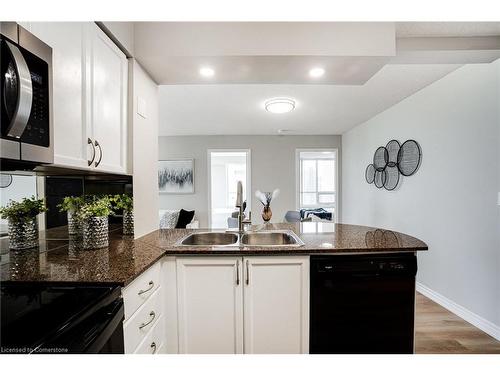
[28,22,89,169]
[89,24,128,173]
[176,257,244,354]
[174,256,309,354]
[243,256,309,354]
[21,22,128,174]
[122,260,165,354]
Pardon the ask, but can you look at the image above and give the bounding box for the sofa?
[159,209,199,229]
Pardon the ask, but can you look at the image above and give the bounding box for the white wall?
[159,135,341,228]
[130,60,159,238]
[342,61,500,329]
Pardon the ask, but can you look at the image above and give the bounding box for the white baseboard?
[416,282,500,341]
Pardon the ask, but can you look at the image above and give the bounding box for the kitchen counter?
[0,222,427,285]
[0,226,164,286]
[140,222,428,255]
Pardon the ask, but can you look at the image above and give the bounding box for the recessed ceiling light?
[265,98,296,114]
[199,67,215,77]
[309,67,325,78]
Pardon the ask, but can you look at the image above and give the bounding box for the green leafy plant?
[110,194,133,211]
[0,196,47,223]
[57,196,85,212]
[79,196,114,219]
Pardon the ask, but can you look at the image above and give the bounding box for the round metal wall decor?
[374,170,386,188]
[383,165,400,191]
[365,164,375,184]
[0,174,13,188]
[365,139,421,190]
[397,140,421,176]
[373,147,388,171]
[385,140,400,167]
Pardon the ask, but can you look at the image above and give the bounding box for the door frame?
[295,148,339,223]
[207,149,252,229]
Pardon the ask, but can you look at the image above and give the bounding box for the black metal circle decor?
[0,174,13,188]
[373,146,388,171]
[385,139,400,167]
[374,170,386,188]
[383,165,400,191]
[365,164,375,184]
[397,140,422,176]
[365,139,421,190]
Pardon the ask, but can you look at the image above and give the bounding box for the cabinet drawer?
[124,288,162,353]
[123,262,161,320]
[133,315,166,354]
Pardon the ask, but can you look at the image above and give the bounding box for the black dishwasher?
[310,254,417,354]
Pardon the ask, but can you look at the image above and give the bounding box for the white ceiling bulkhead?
[116,21,500,135]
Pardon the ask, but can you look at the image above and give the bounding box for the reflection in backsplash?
[0,174,38,236]
[0,173,132,235]
[45,176,133,229]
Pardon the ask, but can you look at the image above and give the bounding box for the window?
[297,150,336,214]
[208,150,251,229]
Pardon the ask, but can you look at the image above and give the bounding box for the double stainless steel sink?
[176,230,305,247]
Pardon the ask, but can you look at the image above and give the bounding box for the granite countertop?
[139,222,428,255]
[0,222,427,286]
[1,226,164,286]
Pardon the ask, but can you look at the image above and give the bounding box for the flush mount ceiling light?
[264,98,296,114]
[309,67,325,78]
[199,66,215,77]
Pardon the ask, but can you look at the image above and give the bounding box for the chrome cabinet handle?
[87,138,96,166]
[246,260,249,285]
[5,41,33,139]
[139,311,156,329]
[138,281,154,295]
[150,342,157,354]
[236,260,240,285]
[94,140,103,167]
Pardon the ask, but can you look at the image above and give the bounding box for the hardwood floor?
[415,292,500,354]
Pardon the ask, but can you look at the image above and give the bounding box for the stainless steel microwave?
[1,22,53,170]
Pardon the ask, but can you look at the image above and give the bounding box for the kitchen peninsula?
[1,223,427,354]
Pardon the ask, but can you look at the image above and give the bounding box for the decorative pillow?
[160,210,180,229]
[176,209,195,229]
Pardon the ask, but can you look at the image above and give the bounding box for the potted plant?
[0,196,47,250]
[80,196,113,249]
[57,196,85,235]
[255,189,280,222]
[111,194,134,235]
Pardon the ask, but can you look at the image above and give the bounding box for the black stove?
[1,283,124,354]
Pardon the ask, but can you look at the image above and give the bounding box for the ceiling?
[159,64,460,136]
[128,22,500,135]
[395,22,500,37]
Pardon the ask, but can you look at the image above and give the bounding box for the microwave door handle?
[5,41,33,139]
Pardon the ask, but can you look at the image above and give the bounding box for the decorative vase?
[261,205,272,222]
[83,216,109,249]
[67,210,82,235]
[8,217,38,250]
[123,209,134,235]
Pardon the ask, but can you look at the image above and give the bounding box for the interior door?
[176,257,243,354]
[243,256,309,354]
[90,23,127,173]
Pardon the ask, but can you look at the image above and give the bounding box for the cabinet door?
[243,256,309,354]
[176,257,243,354]
[89,23,128,173]
[27,22,90,169]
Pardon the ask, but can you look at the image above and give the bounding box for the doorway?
[208,150,251,229]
